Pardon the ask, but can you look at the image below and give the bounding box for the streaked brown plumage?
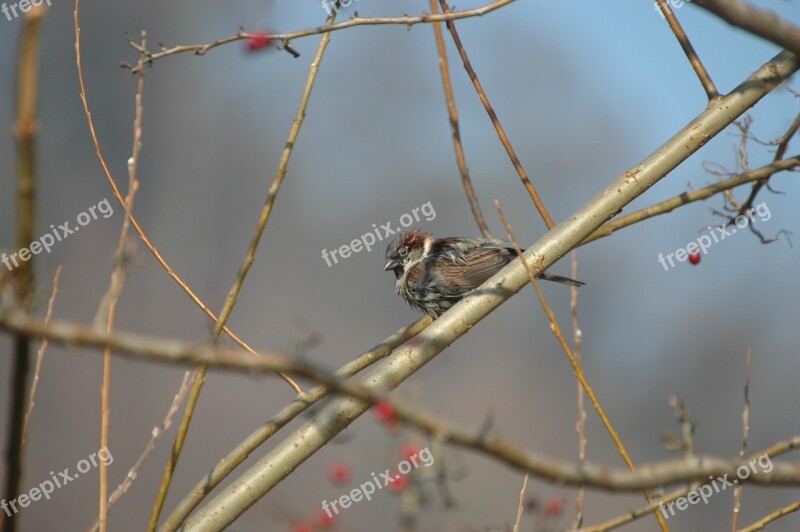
[384,230,583,317]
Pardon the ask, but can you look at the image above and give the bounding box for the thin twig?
[21,266,61,446]
[655,0,719,100]
[512,473,528,532]
[96,29,146,532]
[731,348,751,531]
[87,371,194,532]
[581,157,799,245]
[440,0,554,229]
[667,395,695,457]
[734,113,800,222]
[122,0,517,73]
[429,0,491,238]
[737,500,800,531]
[496,202,668,531]
[570,250,587,530]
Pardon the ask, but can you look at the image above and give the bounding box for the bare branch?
[581,157,799,245]
[693,0,800,57]
[655,0,719,100]
[123,0,517,74]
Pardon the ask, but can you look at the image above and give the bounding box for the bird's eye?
[399,247,408,256]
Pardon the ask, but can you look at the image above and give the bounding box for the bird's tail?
[506,246,585,287]
[536,271,585,287]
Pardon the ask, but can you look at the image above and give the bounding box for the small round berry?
[399,442,421,462]
[314,508,338,528]
[328,462,351,484]
[545,496,565,516]
[689,250,701,265]
[387,472,409,492]
[246,32,273,52]
[373,400,396,423]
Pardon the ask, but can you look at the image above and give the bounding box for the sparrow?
[384,230,583,318]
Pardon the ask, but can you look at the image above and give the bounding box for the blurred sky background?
[1,0,800,530]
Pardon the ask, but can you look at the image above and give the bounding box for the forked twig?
[581,157,799,245]
[121,0,517,73]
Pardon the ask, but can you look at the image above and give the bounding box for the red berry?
[399,442,420,462]
[387,472,410,492]
[545,496,565,516]
[291,523,312,532]
[689,250,701,265]
[328,462,351,484]
[373,400,396,423]
[246,32,273,51]
[314,508,338,528]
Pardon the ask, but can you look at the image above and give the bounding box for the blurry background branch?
[122,0,517,73]
[693,0,800,57]
[2,6,46,532]
[3,307,800,493]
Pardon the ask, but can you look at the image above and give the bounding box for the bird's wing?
[430,246,514,293]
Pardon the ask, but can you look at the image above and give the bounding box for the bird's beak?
[383,259,400,271]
